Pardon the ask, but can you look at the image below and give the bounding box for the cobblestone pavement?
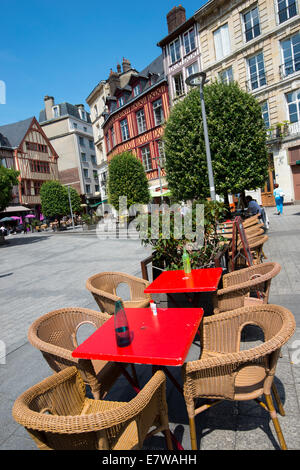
[1,206,300,450]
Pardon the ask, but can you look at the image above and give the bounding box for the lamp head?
[185,71,208,87]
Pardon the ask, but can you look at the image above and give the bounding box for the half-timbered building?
[102,55,170,196]
[0,116,59,215]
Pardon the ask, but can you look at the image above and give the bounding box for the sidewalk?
[0,205,300,450]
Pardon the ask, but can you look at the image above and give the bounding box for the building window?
[136,108,147,134]
[91,155,96,164]
[219,67,234,84]
[93,170,98,179]
[80,109,87,121]
[89,140,94,149]
[243,6,261,42]
[157,140,166,167]
[213,23,231,61]
[120,118,130,141]
[186,61,199,78]
[85,184,90,194]
[173,72,184,97]
[105,133,111,152]
[170,38,181,64]
[73,122,78,129]
[111,126,116,147]
[33,181,43,196]
[261,101,270,128]
[81,152,86,162]
[83,127,87,132]
[141,145,152,171]
[280,33,300,77]
[286,89,300,123]
[79,136,85,146]
[95,184,100,192]
[0,158,7,168]
[152,98,164,126]
[83,169,89,178]
[26,142,48,153]
[94,104,98,117]
[30,160,50,173]
[52,106,59,118]
[117,96,124,107]
[183,28,196,55]
[247,52,267,90]
[277,0,297,24]
[133,84,141,97]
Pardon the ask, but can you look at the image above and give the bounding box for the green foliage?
[164,81,269,201]
[0,165,19,212]
[40,181,81,219]
[138,200,227,270]
[108,151,150,210]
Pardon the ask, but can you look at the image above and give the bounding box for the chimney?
[117,63,122,74]
[167,5,186,34]
[122,58,131,73]
[44,95,54,120]
[108,68,121,94]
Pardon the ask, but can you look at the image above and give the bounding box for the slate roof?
[39,102,91,124]
[0,117,33,149]
[103,54,166,123]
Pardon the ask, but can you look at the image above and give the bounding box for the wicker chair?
[214,262,281,314]
[28,307,126,400]
[182,304,296,450]
[12,367,173,450]
[86,271,151,315]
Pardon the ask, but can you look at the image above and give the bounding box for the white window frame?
[247,52,267,90]
[241,5,261,43]
[169,37,181,64]
[276,0,298,24]
[120,118,130,141]
[213,23,231,61]
[280,33,300,78]
[261,100,270,128]
[141,145,152,171]
[118,96,124,108]
[183,28,196,55]
[133,84,141,97]
[186,61,199,78]
[152,98,164,126]
[111,126,116,147]
[136,108,147,134]
[173,72,185,97]
[52,106,60,118]
[286,89,300,123]
[219,66,234,84]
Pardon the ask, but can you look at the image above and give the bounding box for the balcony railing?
[279,58,300,78]
[266,121,300,140]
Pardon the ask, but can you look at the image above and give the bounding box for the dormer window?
[133,84,141,97]
[52,106,60,118]
[118,96,124,107]
[79,109,87,121]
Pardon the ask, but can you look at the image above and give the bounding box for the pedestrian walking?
[273,183,284,215]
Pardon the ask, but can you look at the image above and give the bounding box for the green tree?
[0,165,19,212]
[40,180,81,222]
[108,151,150,210]
[164,81,269,202]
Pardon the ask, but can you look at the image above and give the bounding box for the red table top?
[144,268,223,294]
[72,307,203,367]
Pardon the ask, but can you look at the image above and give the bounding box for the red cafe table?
[144,267,223,309]
[72,307,203,394]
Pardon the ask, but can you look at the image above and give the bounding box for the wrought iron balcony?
[245,72,267,92]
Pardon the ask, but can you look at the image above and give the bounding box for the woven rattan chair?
[86,271,151,315]
[182,304,296,450]
[28,307,127,400]
[214,262,281,314]
[12,366,173,450]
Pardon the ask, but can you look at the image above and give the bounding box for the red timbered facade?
[103,57,170,188]
[0,117,59,213]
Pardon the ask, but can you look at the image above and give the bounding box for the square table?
[144,267,223,310]
[72,307,203,392]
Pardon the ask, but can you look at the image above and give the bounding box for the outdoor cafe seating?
[12,211,297,451]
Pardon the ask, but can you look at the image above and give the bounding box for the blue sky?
[0,0,207,125]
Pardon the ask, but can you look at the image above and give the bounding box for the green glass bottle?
[114,300,131,347]
[182,248,191,274]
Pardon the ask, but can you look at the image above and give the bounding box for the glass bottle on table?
[182,248,191,274]
[114,300,131,347]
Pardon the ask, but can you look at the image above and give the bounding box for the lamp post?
[67,185,75,230]
[185,71,216,201]
[153,155,164,205]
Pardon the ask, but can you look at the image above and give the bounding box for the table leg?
[118,364,141,394]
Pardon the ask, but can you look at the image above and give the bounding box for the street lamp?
[185,71,216,201]
[153,155,164,205]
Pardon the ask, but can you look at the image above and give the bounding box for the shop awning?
[2,205,32,213]
[89,199,108,207]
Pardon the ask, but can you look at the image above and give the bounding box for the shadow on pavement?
[0,235,50,247]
